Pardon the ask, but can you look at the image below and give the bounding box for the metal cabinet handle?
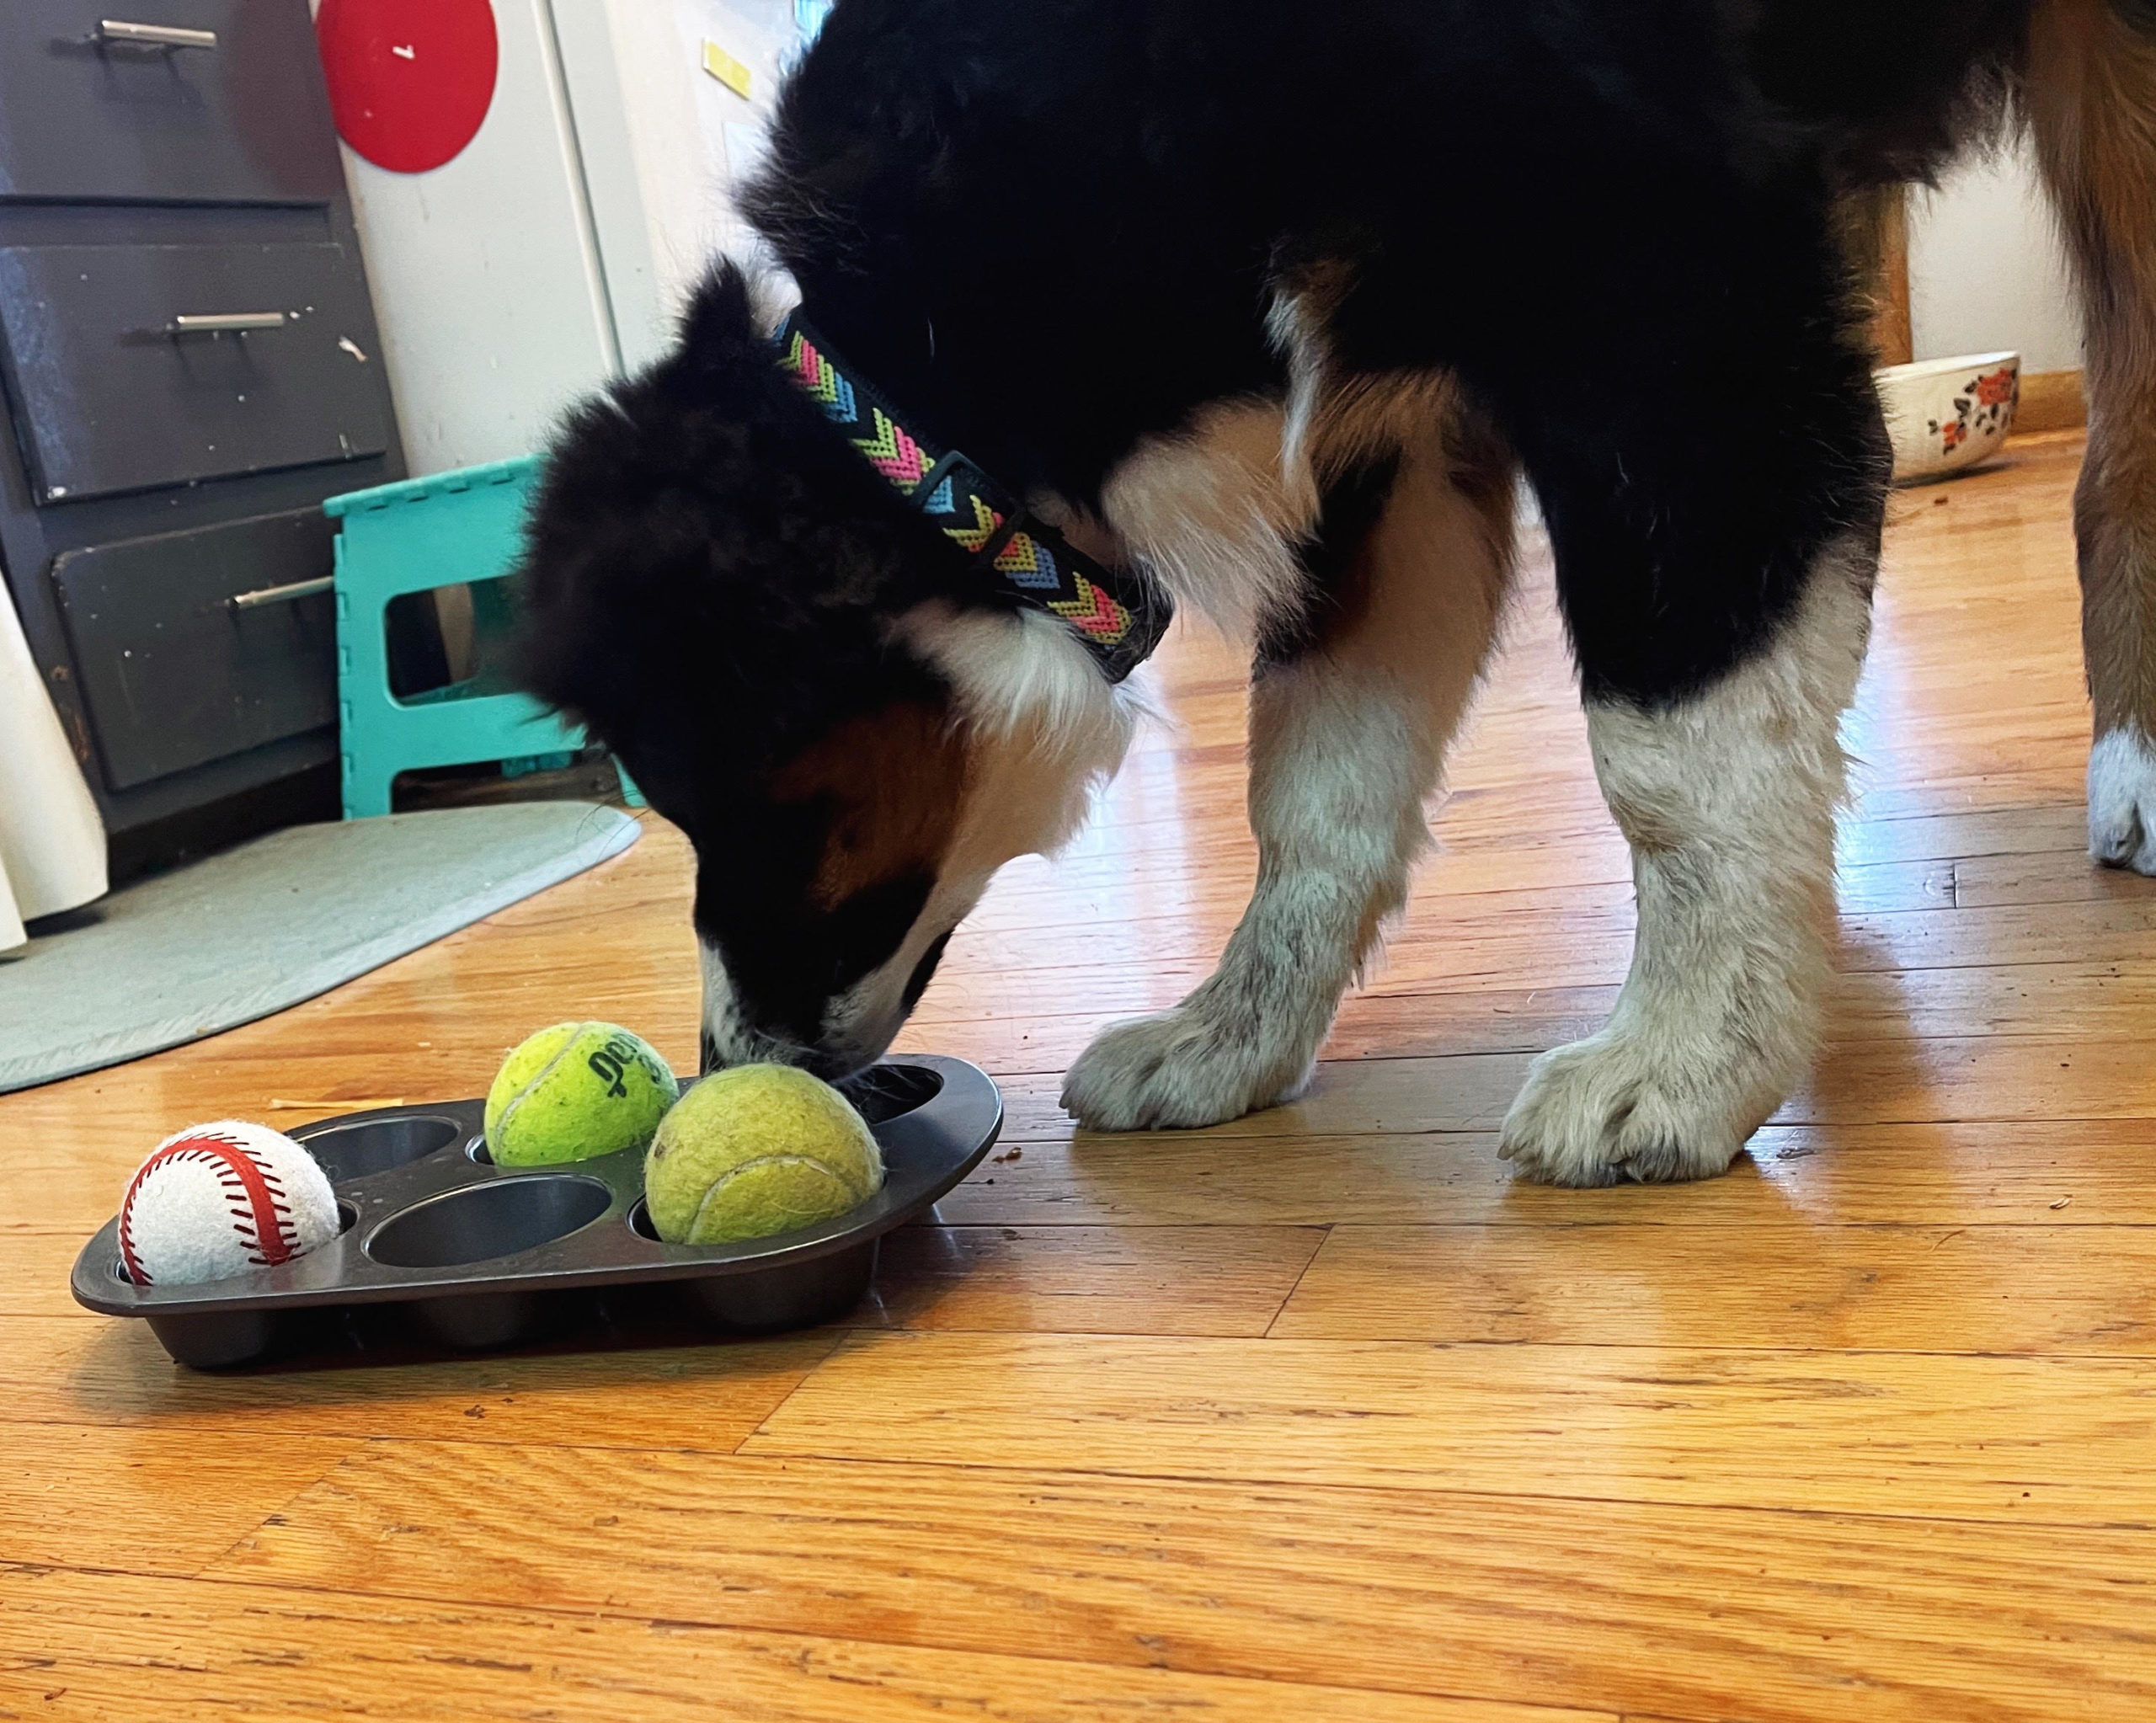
[168,312,287,335]
[97,19,219,50]
[229,576,333,611]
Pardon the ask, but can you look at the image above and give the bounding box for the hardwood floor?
[3,431,2152,1720]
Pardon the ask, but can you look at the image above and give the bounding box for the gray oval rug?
[0,803,639,1093]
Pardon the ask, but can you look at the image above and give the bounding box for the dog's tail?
[2027,0,2156,750]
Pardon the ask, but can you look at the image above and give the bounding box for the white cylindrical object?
[0,589,107,950]
[0,862,20,952]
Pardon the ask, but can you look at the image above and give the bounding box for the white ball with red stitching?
[118,1121,341,1287]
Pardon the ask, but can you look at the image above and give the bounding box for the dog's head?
[515,268,1139,1078]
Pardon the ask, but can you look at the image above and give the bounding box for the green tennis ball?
[643,1064,883,1246]
[485,1022,679,1166]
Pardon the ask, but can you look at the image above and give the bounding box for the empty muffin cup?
[836,1063,943,1124]
[296,1114,463,1182]
[366,1176,612,1269]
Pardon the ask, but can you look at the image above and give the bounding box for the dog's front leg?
[1496,554,1874,1186]
[1062,438,1513,1131]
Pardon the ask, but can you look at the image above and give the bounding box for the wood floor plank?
[1842,896,2156,974]
[1791,1035,2156,1124]
[985,1035,2156,1149]
[928,1119,2156,1227]
[867,1224,1325,1336]
[972,829,1653,925]
[0,1424,358,1576]
[0,1567,1598,1723]
[0,1315,839,1451]
[1270,1223,2156,1354]
[1837,856,1961,914]
[905,986,1619,1073]
[1067,774,2107,872]
[1954,850,2156,910]
[915,889,2156,1006]
[899,894,2156,1056]
[958,879,1639,960]
[1343,959,2156,1058]
[1,1235,97,1320]
[912,954,2156,1080]
[1822,960,2156,1045]
[941,865,2156,998]
[203,1443,2156,1723]
[989,1059,1523,1142]
[1831,803,2095,869]
[928,1128,1526,1225]
[743,1330,2156,1525]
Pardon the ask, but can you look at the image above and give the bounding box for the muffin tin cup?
[71,1054,1001,1369]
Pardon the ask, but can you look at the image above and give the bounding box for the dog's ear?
[509,259,954,807]
[670,264,773,395]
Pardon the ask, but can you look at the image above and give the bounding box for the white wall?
[558,0,799,373]
[1908,136,2082,373]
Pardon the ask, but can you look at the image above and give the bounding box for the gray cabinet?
[0,0,403,856]
[0,242,391,502]
[54,509,338,791]
[0,1,344,205]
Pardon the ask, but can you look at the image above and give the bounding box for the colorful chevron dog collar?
[777,312,1172,683]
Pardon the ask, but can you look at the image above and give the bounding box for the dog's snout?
[699,1022,877,1083]
[802,1044,876,1083]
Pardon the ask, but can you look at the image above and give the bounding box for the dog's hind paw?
[1060,1005,1313,1132]
[2089,727,2156,876]
[1497,1030,1769,1187]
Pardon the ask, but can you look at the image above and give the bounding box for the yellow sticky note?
[702,40,754,100]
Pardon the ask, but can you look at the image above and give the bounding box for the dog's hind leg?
[2031,0,2156,874]
[1059,417,1514,1132]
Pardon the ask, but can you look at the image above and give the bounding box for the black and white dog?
[515,1,2156,1184]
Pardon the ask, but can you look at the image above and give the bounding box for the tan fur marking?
[1268,258,1475,492]
[1095,397,1313,638]
[773,701,970,907]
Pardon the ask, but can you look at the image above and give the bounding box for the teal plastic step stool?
[324,457,638,819]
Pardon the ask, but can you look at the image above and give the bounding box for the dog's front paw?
[1061,1005,1312,1132]
[1497,1030,1774,1187]
[2089,728,2156,875]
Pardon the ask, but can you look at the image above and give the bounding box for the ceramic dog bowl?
[70,1054,1001,1369]
[1876,350,2021,484]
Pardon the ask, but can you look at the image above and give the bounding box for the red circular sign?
[316,0,499,174]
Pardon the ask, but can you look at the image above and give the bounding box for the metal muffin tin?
[71,1055,1001,1369]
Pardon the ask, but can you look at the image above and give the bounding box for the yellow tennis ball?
[643,1064,884,1245]
[485,1022,679,1166]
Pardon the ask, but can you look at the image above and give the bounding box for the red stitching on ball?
[119,1131,301,1283]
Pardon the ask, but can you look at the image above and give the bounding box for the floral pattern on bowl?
[1877,350,2022,485]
